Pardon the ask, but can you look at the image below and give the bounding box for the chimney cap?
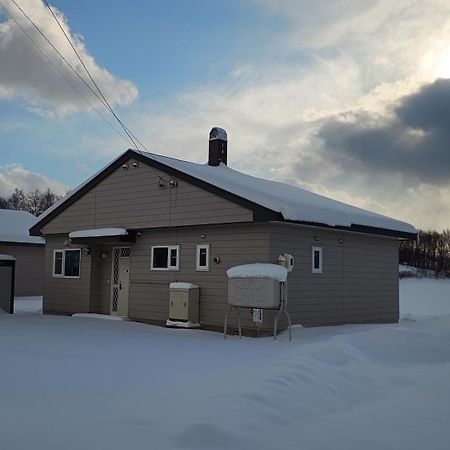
[209,127,227,141]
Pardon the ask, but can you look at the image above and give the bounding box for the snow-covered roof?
[227,263,288,282]
[0,209,44,245]
[143,152,416,235]
[0,254,16,261]
[69,228,128,239]
[33,149,416,237]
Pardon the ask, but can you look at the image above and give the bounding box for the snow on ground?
[400,278,450,319]
[1,281,450,450]
[399,264,435,277]
[13,296,42,314]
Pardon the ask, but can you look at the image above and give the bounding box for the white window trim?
[52,248,81,278]
[196,244,210,272]
[151,245,180,271]
[311,246,323,274]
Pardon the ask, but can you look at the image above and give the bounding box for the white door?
[111,247,130,316]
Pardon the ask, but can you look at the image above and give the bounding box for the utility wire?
[0,1,132,147]
[7,0,142,151]
[42,0,148,153]
[4,0,166,181]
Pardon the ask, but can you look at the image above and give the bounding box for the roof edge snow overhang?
[282,220,417,240]
[0,240,44,247]
[69,229,136,245]
[30,149,416,240]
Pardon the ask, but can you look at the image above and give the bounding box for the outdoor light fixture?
[82,247,91,256]
[122,163,129,170]
[101,252,107,259]
[132,161,139,168]
[339,238,344,244]
[200,234,206,239]
[169,178,178,187]
[314,236,320,242]
[213,256,221,264]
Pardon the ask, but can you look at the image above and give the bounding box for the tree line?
[0,188,61,216]
[400,229,450,276]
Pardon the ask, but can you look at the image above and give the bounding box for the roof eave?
[282,219,417,240]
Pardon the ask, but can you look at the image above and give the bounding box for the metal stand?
[223,305,242,339]
[274,282,292,341]
[224,282,292,341]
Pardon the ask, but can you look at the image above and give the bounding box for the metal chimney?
[208,127,227,166]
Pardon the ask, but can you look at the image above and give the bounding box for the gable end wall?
[41,158,253,235]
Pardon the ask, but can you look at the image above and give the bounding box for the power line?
[3,0,167,181]
[7,0,142,151]
[0,1,132,147]
[42,0,149,154]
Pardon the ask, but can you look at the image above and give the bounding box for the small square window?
[196,244,210,271]
[53,249,81,278]
[312,246,322,273]
[151,245,179,271]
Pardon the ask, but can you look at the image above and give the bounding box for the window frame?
[52,248,81,279]
[196,244,210,272]
[150,245,180,271]
[311,246,323,274]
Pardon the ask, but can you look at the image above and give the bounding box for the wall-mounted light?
[122,163,129,170]
[132,161,139,168]
[200,234,206,239]
[314,236,320,242]
[213,256,221,264]
[136,231,142,237]
[101,252,107,259]
[82,247,91,256]
[159,179,167,188]
[338,238,344,244]
[169,178,178,187]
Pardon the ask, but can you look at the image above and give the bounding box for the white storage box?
[228,277,281,308]
[168,282,199,324]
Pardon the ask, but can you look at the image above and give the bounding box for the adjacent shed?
[0,209,45,296]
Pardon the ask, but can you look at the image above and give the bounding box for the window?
[151,245,180,271]
[311,246,322,273]
[196,244,210,271]
[53,249,81,278]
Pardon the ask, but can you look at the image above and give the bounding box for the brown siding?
[128,223,271,329]
[269,222,399,327]
[41,159,253,235]
[0,243,44,296]
[343,234,399,323]
[43,236,91,314]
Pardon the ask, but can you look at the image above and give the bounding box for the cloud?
[4,0,448,230]
[318,78,450,184]
[0,163,67,196]
[0,0,137,116]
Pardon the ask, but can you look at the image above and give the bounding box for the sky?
[0,0,450,230]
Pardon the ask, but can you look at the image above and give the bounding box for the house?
[29,128,416,333]
[0,209,45,297]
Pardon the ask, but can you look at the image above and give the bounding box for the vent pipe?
[208,127,227,166]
